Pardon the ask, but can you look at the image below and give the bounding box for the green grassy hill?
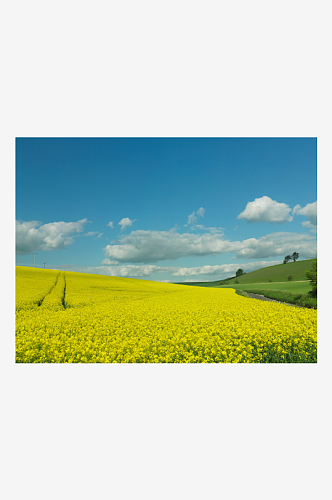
[176,279,222,287]
[219,281,311,294]
[223,259,315,284]
[175,259,316,287]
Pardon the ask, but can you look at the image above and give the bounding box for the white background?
[1,1,330,499]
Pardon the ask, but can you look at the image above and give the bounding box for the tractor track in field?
[61,275,67,309]
[37,272,61,307]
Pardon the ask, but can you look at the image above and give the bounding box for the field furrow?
[15,267,61,311]
[40,272,66,310]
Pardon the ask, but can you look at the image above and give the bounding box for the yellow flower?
[15,266,317,364]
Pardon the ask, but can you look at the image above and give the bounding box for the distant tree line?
[219,269,246,285]
[283,252,299,264]
[219,276,237,285]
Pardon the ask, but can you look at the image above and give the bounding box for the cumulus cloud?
[186,207,205,226]
[187,212,197,225]
[233,232,317,259]
[16,219,89,255]
[84,231,99,237]
[238,196,293,223]
[195,224,224,234]
[105,265,157,277]
[107,222,114,228]
[164,260,282,277]
[103,228,316,264]
[101,258,119,265]
[118,217,137,231]
[47,259,283,279]
[293,201,317,232]
[182,279,211,283]
[302,221,316,232]
[49,264,160,277]
[104,229,225,263]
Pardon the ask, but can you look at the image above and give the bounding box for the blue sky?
[16,138,317,282]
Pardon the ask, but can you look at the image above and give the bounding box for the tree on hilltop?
[236,269,244,277]
[283,255,291,264]
[291,252,299,262]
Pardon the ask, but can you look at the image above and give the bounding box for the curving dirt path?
[245,292,306,309]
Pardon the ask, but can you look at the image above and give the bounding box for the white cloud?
[47,259,283,279]
[160,260,282,277]
[103,228,316,264]
[186,209,222,234]
[293,201,317,232]
[107,222,114,228]
[106,265,157,277]
[302,221,316,233]
[187,211,197,225]
[238,196,293,223]
[195,224,224,234]
[101,258,119,265]
[182,279,211,283]
[118,217,137,231]
[16,219,89,255]
[84,231,98,237]
[97,233,104,238]
[49,264,160,277]
[104,229,225,263]
[232,232,317,259]
[186,207,205,226]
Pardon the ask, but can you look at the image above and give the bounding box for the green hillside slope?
[219,281,311,294]
[225,259,315,284]
[176,259,316,287]
[176,279,222,287]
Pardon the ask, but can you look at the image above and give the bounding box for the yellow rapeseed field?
[15,266,317,363]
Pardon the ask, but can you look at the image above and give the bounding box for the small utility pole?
[43,263,46,269]
[32,253,38,267]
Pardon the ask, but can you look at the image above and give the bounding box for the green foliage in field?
[219,281,311,294]
[305,259,317,297]
[244,289,317,309]
[291,252,299,262]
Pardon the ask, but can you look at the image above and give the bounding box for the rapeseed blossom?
[15,267,317,363]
